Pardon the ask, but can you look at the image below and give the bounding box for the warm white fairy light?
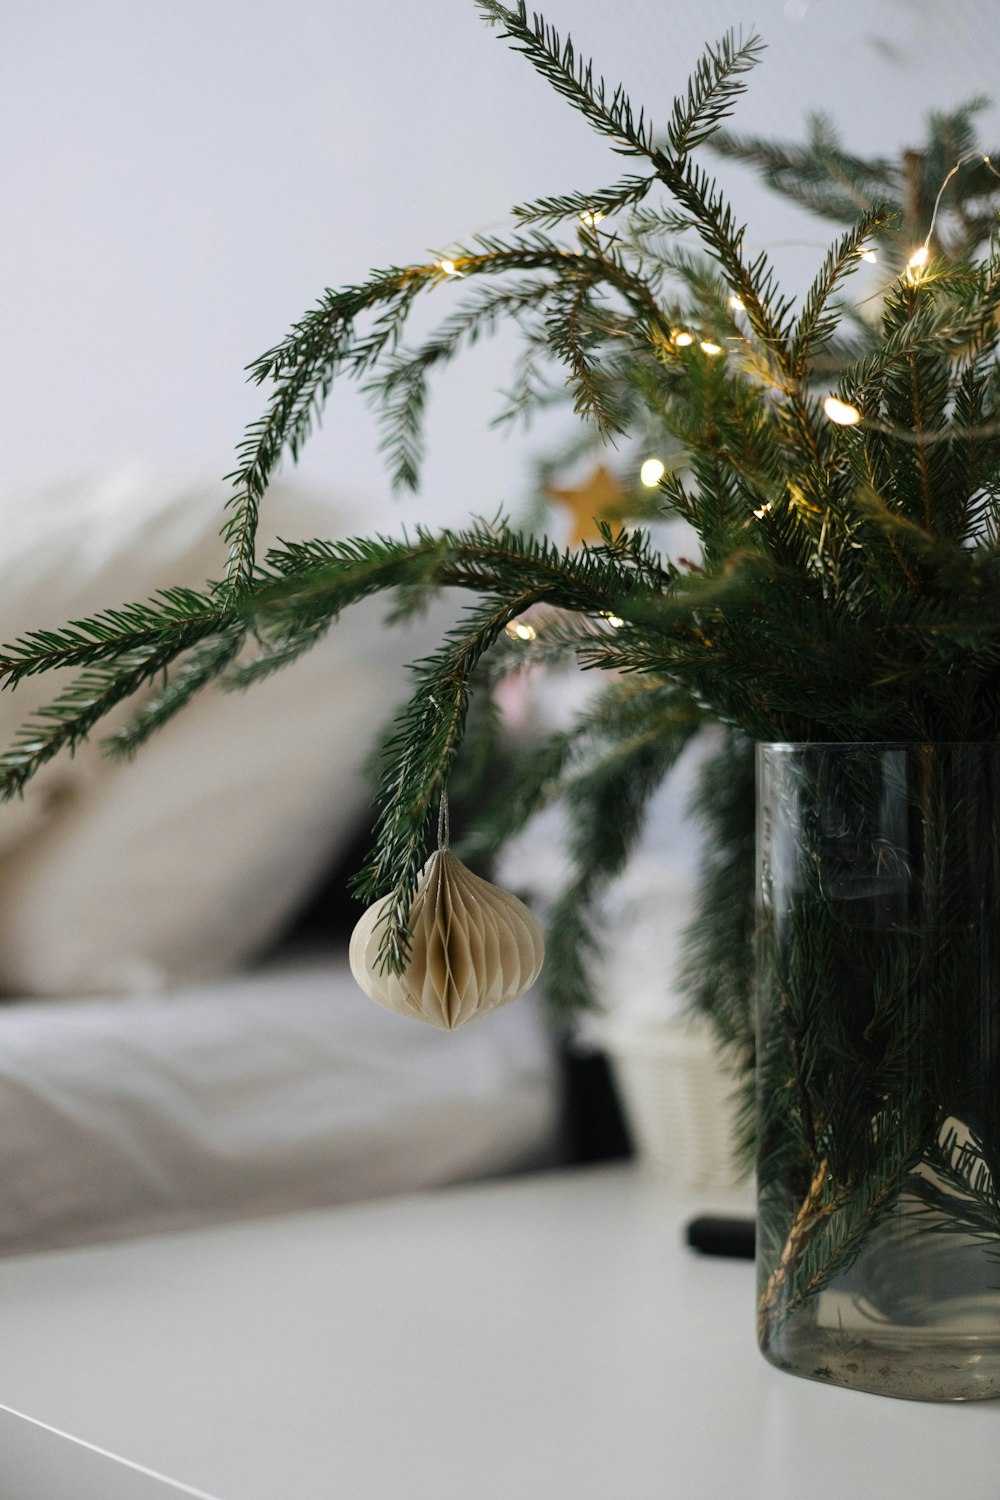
[859,248,878,264]
[579,210,605,228]
[753,503,772,520]
[823,395,862,427]
[639,457,666,488]
[700,340,723,356]
[437,258,461,276]
[601,611,625,628]
[505,621,537,642]
[729,295,745,310]
[672,329,695,347]
[907,148,1000,283]
[899,151,1000,286]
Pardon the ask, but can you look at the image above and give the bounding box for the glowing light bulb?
[579,210,605,228]
[907,245,929,269]
[640,458,666,488]
[823,396,862,427]
[700,340,723,356]
[753,503,773,520]
[859,248,878,264]
[672,330,695,347]
[601,612,625,628]
[506,621,537,642]
[729,295,744,310]
[437,259,460,276]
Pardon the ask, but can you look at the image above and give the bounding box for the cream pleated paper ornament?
[350,848,545,1029]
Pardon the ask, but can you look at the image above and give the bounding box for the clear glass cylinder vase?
[756,743,1000,1401]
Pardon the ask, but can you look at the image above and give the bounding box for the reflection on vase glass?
[756,743,1000,1401]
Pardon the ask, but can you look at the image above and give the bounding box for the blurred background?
[0,0,997,1254]
[4,0,999,518]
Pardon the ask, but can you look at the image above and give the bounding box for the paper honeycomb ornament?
[350,848,545,1029]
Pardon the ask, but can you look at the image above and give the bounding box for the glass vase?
[755,743,1000,1401]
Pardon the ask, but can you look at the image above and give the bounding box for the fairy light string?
[819,149,1000,436]
[912,149,1000,268]
[428,148,1000,475]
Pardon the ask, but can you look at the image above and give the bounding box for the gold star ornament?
[545,463,628,544]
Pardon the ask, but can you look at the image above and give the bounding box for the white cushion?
[0,467,437,995]
[0,956,559,1254]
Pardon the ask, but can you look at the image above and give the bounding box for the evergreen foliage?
[712,100,1000,261]
[4,2,1000,1353]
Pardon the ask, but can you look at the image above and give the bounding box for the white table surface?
[0,1163,994,1500]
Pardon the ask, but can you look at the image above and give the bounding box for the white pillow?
[0,956,560,1255]
[0,466,437,996]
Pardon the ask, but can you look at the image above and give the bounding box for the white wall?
[2,0,998,534]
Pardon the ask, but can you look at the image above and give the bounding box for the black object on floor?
[557,1036,635,1164]
[685,1215,755,1259]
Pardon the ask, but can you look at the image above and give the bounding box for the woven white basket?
[598,1014,747,1191]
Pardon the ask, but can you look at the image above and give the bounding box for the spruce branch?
[653,154,796,365]
[0,589,226,688]
[365,279,558,489]
[544,272,628,435]
[713,115,895,224]
[103,625,246,759]
[910,1127,1000,1246]
[541,682,703,1012]
[790,203,897,376]
[0,628,222,802]
[223,266,431,592]
[622,204,700,253]
[352,592,544,970]
[512,173,657,228]
[663,29,765,162]
[222,619,336,691]
[477,2,655,157]
[225,226,667,546]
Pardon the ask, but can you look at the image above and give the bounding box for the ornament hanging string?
[437,789,451,851]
